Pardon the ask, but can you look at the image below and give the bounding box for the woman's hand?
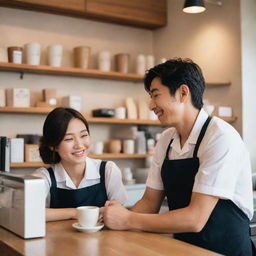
[101,200,132,230]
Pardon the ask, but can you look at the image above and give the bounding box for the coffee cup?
[77,206,99,227]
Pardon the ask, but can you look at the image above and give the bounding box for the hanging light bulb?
[183,0,206,14]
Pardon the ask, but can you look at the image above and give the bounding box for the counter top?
[0,220,221,256]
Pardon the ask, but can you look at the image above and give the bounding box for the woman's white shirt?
[33,157,128,207]
[146,108,254,219]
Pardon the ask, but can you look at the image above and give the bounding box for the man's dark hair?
[39,107,90,164]
[144,58,205,109]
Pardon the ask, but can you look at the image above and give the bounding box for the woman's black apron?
[161,116,253,255]
[47,160,108,208]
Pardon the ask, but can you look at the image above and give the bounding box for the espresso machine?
[0,171,45,238]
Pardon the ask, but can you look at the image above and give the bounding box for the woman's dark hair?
[144,58,205,109]
[39,107,90,164]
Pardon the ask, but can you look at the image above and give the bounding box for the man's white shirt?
[146,109,254,219]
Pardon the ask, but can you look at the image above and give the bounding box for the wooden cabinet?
[0,0,167,29]
[85,0,167,29]
[1,0,86,13]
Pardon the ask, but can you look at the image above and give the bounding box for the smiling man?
[101,58,255,256]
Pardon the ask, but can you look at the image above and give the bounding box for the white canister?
[47,44,63,67]
[136,54,146,75]
[92,141,104,154]
[146,55,155,70]
[123,139,135,154]
[24,42,41,65]
[114,107,126,119]
[98,51,111,72]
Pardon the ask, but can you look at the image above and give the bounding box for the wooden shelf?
[10,162,49,168]
[0,106,54,114]
[217,116,237,123]
[206,82,231,87]
[0,107,163,126]
[0,107,237,124]
[87,117,162,125]
[10,153,152,168]
[89,153,153,159]
[0,62,143,82]
[0,63,231,86]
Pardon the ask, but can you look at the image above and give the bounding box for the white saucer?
[72,222,104,233]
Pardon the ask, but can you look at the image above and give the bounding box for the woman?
[34,107,127,222]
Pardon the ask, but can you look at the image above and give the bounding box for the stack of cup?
[146,55,155,70]
[74,46,91,69]
[24,42,41,65]
[98,51,111,72]
[115,53,129,73]
[123,139,135,154]
[136,54,146,75]
[47,44,63,67]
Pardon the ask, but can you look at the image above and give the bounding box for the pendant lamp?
[183,0,206,14]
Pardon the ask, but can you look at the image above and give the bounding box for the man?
[101,58,254,255]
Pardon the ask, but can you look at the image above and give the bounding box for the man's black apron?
[47,160,108,208]
[161,116,253,255]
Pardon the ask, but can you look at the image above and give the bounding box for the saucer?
[72,222,104,233]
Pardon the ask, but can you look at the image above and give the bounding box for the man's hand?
[101,200,131,230]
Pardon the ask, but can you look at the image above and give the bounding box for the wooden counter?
[0,220,221,256]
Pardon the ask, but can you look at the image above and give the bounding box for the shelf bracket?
[20,72,24,80]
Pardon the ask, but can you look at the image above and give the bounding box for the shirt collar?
[171,108,209,154]
[187,108,209,145]
[84,157,100,180]
[53,157,100,188]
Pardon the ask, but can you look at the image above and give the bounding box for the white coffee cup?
[115,107,126,119]
[98,51,111,71]
[93,141,104,154]
[123,139,135,154]
[77,206,99,227]
[24,42,41,65]
[47,44,63,67]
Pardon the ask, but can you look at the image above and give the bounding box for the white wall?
[0,7,154,172]
[153,0,242,133]
[240,0,256,170]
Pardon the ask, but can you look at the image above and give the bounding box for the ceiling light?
[183,0,206,14]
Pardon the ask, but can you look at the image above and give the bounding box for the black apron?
[47,160,108,208]
[161,116,253,256]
